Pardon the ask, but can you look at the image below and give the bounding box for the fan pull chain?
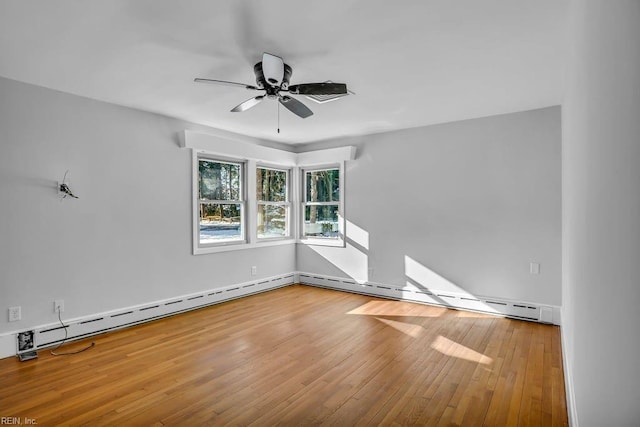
[277,102,280,134]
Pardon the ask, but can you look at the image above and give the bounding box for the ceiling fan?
[195,52,348,119]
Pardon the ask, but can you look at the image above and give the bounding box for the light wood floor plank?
[0,285,567,426]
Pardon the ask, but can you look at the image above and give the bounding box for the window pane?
[304,205,339,238]
[257,205,287,239]
[305,169,339,202]
[199,160,241,201]
[257,168,287,202]
[199,203,243,243]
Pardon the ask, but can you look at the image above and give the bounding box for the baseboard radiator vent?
[31,274,294,351]
[297,272,558,325]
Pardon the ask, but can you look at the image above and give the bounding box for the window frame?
[187,131,353,255]
[256,164,292,241]
[192,151,297,255]
[299,162,345,247]
[194,155,247,251]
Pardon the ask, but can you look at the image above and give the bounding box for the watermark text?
[0,417,37,425]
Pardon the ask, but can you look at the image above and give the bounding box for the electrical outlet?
[8,306,21,322]
[54,299,64,313]
[251,266,257,276]
[530,262,540,275]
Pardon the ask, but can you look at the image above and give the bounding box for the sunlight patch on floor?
[374,317,424,338]
[430,335,493,365]
[347,300,446,317]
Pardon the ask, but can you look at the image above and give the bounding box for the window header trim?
[183,130,356,166]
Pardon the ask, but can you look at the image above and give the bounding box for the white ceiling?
[0,0,567,145]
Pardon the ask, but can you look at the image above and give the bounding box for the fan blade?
[288,82,347,95]
[279,95,313,119]
[194,78,258,91]
[262,52,285,87]
[231,96,265,112]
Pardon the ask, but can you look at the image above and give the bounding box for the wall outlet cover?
[530,262,541,275]
[8,306,21,322]
[54,299,65,313]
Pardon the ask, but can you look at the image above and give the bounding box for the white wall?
[562,1,640,425]
[0,77,295,335]
[298,107,562,306]
[0,75,562,347]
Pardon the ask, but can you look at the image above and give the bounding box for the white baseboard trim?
[297,272,561,325]
[0,273,295,360]
[1,272,561,360]
[560,313,578,426]
[0,334,15,360]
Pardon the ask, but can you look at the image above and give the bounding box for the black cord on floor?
[50,310,95,356]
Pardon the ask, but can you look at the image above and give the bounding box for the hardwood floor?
[0,285,568,426]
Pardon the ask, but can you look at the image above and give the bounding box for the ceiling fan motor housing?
[254,62,292,92]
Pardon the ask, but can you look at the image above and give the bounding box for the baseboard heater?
[31,274,294,351]
[4,271,557,359]
[298,273,557,324]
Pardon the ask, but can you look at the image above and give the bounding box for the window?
[197,157,245,247]
[188,131,352,254]
[257,167,290,239]
[302,167,341,240]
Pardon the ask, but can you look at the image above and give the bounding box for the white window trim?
[192,154,296,255]
[298,162,346,248]
[256,164,293,241]
[185,130,354,255]
[193,154,248,254]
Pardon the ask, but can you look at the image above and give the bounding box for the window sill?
[297,238,345,248]
[194,238,295,255]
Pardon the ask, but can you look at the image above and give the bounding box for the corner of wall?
[560,310,578,427]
